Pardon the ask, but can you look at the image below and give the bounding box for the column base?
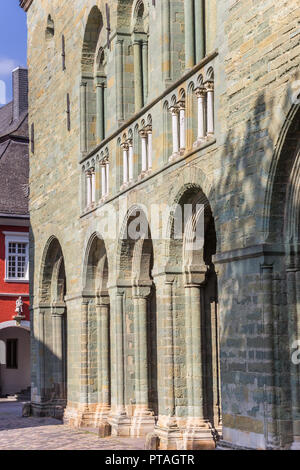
[168,152,180,163]
[108,411,131,437]
[94,405,112,437]
[31,400,66,420]
[130,410,156,437]
[146,417,218,450]
[146,422,183,450]
[183,421,217,450]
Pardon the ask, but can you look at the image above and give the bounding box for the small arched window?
[132,0,148,111]
[45,15,55,40]
[95,48,107,142]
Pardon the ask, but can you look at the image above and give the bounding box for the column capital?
[194,86,206,98]
[205,80,214,92]
[126,138,133,146]
[80,81,87,88]
[121,141,129,151]
[139,128,148,138]
[144,125,152,134]
[96,81,105,89]
[177,99,185,110]
[132,285,152,299]
[169,105,179,115]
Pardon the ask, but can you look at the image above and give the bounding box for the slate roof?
[0,73,29,217]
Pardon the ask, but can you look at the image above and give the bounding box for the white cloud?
[0,58,18,76]
[0,80,6,105]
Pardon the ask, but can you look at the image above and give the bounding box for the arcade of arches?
[24,0,300,452]
[31,107,300,450]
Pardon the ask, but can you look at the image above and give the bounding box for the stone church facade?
[21,0,300,450]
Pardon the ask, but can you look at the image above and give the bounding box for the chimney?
[12,67,28,122]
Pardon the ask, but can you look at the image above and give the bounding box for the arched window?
[80,7,106,152]
[45,14,55,40]
[132,0,148,111]
[184,0,216,68]
[95,48,107,142]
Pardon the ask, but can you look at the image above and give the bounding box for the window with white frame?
[4,232,29,282]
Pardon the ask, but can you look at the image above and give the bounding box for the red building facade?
[0,68,30,397]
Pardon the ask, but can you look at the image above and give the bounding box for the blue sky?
[0,0,27,105]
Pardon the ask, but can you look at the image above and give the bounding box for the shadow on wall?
[216,80,300,448]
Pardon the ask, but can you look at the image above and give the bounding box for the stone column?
[80,300,89,411]
[146,275,181,450]
[132,287,155,436]
[194,0,205,62]
[184,0,195,69]
[185,285,205,421]
[95,296,111,435]
[105,160,110,195]
[195,87,206,141]
[147,128,153,170]
[86,171,92,208]
[51,303,65,401]
[162,0,171,83]
[178,101,186,151]
[91,169,96,204]
[210,300,222,429]
[142,41,148,104]
[38,308,46,403]
[101,163,106,199]
[127,139,134,182]
[185,287,194,418]
[121,142,129,186]
[133,40,143,112]
[286,264,300,448]
[261,263,278,448]
[108,288,130,436]
[96,82,105,142]
[183,272,215,450]
[206,81,214,135]
[116,39,124,122]
[170,107,179,156]
[140,130,148,174]
[80,81,87,153]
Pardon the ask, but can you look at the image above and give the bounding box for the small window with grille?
[4,233,29,282]
[6,339,18,369]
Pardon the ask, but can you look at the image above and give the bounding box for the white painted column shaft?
[196,88,206,140]
[171,108,179,154]
[101,164,106,198]
[179,106,186,150]
[147,130,152,170]
[86,172,92,207]
[128,141,134,181]
[206,82,214,135]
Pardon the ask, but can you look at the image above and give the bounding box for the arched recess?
[264,105,300,449]
[116,0,149,116]
[117,206,157,433]
[95,47,107,142]
[80,6,106,152]
[39,237,67,408]
[166,184,222,438]
[83,233,111,418]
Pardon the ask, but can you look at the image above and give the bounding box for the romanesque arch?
[80,6,106,151]
[263,105,300,449]
[162,183,221,448]
[82,232,111,431]
[39,237,67,415]
[110,205,157,436]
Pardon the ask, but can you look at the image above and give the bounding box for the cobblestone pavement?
[0,399,145,450]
